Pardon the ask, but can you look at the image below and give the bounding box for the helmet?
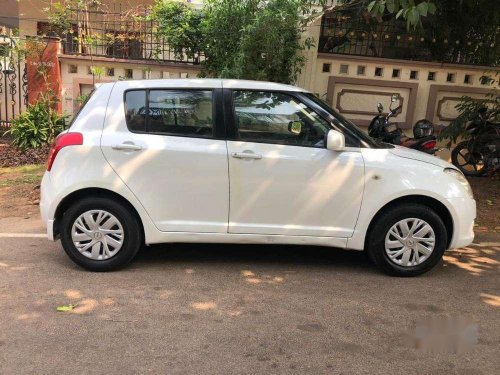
[413,119,434,138]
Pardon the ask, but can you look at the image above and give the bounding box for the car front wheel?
[60,197,143,271]
[366,204,447,277]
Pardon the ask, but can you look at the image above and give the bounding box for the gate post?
[26,36,62,114]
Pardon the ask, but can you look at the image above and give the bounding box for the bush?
[5,98,68,150]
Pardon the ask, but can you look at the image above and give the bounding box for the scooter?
[368,94,437,154]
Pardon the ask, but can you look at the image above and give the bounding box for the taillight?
[47,132,83,171]
[422,140,437,150]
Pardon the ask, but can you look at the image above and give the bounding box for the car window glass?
[148,90,213,136]
[124,90,147,132]
[233,91,330,147]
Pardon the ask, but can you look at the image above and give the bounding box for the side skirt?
[145,231,354,249]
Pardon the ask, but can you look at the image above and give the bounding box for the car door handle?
[112,143,143,151]
[231,152,262,160]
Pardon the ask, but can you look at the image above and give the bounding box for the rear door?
[101,81,229,233]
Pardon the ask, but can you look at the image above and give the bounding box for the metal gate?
[0,35,28,128]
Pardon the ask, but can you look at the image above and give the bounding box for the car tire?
[366,204,447,277]
[60,197,143,271]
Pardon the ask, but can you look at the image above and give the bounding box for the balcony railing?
[319,10,499,66]
[37,6,202,65]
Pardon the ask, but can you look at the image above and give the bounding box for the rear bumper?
[446,197,476,249]
[46,219,56,241]
[40,172,58,241]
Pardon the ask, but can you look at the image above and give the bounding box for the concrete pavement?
[0,232,499,374]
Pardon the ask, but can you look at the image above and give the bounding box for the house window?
[375,67,384,77]
[106,67,115,77]
[427,72,436,81]
[446,73,456,83]
[124,69,133,79]
[464,74,472,84]
[357,66,366,76]
[68,64,77,74]
[392,69,401,78]
[87,66,93,75]
[410,70,419,80]
[339,64,349,74]
[479,75,491,85]
[322,63,331,73]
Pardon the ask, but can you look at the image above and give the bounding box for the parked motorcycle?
[451,108,500,176]
[368,94,437,154]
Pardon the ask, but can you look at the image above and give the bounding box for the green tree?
[438,72,499,146]
[150,0,498,82]
[150,0,326,83]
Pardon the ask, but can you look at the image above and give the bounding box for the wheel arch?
[53,187,145,240]
[364,195,454,249]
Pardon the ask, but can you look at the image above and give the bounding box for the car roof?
[106,78,308,92]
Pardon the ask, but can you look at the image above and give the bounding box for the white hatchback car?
[40,79,475,276]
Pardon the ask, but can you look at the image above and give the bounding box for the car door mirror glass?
[377,103,384,114]
[326,129,345,151]
[288,120,302,135]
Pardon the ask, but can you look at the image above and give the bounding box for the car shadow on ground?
[133,243,375,272]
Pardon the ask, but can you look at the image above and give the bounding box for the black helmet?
[413,119,434,138]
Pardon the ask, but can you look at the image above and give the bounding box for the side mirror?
[326,129,345,151]
[377,103,384,114]
[288,120,302,135]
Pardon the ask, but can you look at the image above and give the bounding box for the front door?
[226,90,365,238]
[101,83,229,233]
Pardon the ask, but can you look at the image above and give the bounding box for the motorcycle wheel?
[451,141,487,176]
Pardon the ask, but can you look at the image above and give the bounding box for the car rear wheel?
[366,204,447,277]
[60,197,143,271]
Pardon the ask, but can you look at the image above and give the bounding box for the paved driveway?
[0,230,499,374]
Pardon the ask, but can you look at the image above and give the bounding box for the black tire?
[366,204,447,277]
[60,197,143,271]
[451,141,487,177]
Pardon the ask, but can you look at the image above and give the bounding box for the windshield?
[302,93,386,148]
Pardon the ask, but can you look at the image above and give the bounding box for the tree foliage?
[150,0,203,61]
[438,73,499,146]
[150,0,330,83]
[366,0,437,30]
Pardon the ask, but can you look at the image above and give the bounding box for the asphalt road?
[1,230,499,374]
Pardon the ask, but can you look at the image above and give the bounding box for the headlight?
[444,168,473,199]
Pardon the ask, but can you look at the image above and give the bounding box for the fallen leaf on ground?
[56,304,77,312]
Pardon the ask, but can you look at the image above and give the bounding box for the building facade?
[297,3,499,131]
[1,0,498,132]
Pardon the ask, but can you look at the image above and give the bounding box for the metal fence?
[0,36,28,128]
[319,11,499,66]
[38,5,202,64]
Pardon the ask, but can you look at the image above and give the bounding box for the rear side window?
[124,89,213,137]
[125,91,147,132]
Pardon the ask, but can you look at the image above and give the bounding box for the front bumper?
[446,197,476,249]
